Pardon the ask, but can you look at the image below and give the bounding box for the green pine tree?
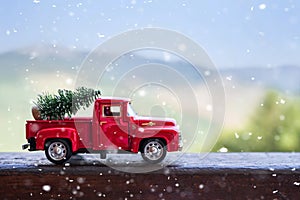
[33,87,101,120]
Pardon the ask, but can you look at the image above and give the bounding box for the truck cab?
[23,97,183,164]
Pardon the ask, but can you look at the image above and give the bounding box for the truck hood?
[133,116,177,127]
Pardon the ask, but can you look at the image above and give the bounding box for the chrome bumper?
[178,134,183,151]
[22,137,36,151]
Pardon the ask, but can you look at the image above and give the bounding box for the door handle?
[100,121,107,125]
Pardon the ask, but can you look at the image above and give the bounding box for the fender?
[35,127,79,152]
[131,129,178,153]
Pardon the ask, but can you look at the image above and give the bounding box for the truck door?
[99,104,129,150]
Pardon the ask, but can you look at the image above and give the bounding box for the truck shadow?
[38,154,179,173]
[68,154,175,167]
[35,154,180,173]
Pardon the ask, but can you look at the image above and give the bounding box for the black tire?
[45,139,72,165]
[141,139,167,164]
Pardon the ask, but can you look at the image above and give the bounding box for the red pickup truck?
[23,97,183,164]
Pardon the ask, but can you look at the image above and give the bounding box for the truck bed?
[26,118,93,150]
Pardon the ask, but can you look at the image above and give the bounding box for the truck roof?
[96,97,131,104]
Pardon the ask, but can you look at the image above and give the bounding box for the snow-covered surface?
[1,152,300,173]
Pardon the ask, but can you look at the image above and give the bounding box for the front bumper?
[22,137,36,151]
[178,134,183,151]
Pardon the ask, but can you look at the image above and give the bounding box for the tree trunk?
[31,106,41,120]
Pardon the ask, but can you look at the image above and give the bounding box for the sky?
[0,0,299,68]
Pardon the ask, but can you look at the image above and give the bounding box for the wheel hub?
[48,142,66,161]
[150,146,158,154]
[144,141,163,160]
[54,146,63,155]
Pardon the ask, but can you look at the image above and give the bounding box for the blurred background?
[0,0,299,152]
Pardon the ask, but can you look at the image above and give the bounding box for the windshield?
[127,103,137,117]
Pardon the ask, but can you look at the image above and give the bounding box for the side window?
[103,105,121,117]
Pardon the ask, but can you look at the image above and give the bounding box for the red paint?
[23,97,183,163]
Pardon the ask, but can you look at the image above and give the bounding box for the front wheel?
[45,139,72,165]
[141,139,167,164]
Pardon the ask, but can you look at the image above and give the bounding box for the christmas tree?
[32,87,101,120]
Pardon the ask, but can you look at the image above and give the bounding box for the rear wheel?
[45,139,72,165]
[141,139,167,164]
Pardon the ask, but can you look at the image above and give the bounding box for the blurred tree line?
[213,91,300,152]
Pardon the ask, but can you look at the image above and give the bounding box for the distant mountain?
[220,66,300,94]
[1,45,300,94]
[0,44,87,80]
[1,45,299,134]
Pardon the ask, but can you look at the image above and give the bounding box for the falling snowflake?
[279,115,285,121]
[257,136,263,140]
[294,182,300,186]
[206,104,212,111]
[259,4,267,10]
[280,99,286,104]
[219,147,228,152]
[226,76,232,81]
[204,70,211,76]
[272,189,278,194]
[97,33,105,38]
[234,132,239,139]
[42,185,51,192]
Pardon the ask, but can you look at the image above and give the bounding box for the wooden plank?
[1,152,300,199]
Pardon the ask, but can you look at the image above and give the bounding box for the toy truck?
[22,97,183,164]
